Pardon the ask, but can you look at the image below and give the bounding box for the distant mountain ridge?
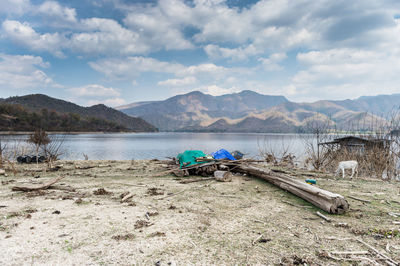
[117,90,289,131]
[117,91,400,133]
[0,94,158,132]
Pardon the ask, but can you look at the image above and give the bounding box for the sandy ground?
[0,160,399,265]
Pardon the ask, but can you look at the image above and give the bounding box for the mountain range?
[0,94,157,132]
[117,90,400,133]
[1,91,398,133]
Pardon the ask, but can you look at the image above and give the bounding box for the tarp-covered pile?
[211,149,236,160]
[177,150,207,168]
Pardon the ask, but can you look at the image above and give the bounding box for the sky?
[0,0,400,107]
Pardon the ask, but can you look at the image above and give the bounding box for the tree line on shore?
[0,104,128,132]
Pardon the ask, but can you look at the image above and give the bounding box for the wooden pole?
[231,164,349,214]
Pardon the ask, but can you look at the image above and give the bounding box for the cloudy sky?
[0,0,400,106]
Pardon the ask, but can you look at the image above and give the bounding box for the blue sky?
[0,0,400,106]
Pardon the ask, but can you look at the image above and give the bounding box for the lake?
[0,132,311,161]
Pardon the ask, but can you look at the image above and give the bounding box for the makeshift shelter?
[318,136,390,155]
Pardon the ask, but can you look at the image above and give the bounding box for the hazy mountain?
[117,90,400,133]
[119,90,289,131]
[332,94,400,115]
[0,94,158,132]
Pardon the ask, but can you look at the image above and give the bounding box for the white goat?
[336,160,358,178]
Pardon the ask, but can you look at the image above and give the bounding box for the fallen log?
[231,164,349,214]
[12,176,66,192]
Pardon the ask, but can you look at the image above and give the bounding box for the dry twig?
[316,211,332,222]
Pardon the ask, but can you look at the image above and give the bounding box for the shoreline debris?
[174,149,349,214]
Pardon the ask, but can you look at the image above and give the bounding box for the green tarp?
[177,150,207,168]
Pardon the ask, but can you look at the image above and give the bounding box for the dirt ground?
[0,160,399,265]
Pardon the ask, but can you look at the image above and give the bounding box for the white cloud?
[158,77,197,86]
[69,84,120,97]
[176,63,227,78]
[89,56,184,79]
[0,1,77,26]
[199,85,240,96]
[123,1,194,51]
[89,57,228,84]
[2,20,65,57]
[204,44,260,62]
[87,97,126,107]
[175,84,241,96]
[68,84,125,107]
[0,54,54,89]
[258,52,287,71]
[291,45,400,100]
[37,1,77,24]
[0,0,30,15]
[89,56,253,94]
[69,18,150,55]
[117,0,317,56]
[3,0,399,102]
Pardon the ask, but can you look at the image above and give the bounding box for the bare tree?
[0,138,6,169]
[41,134,66,168]
[258,135,296,167]
[28,129,50,165]
[301,117,336,170]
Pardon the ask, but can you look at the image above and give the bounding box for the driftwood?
[179,177,214,184]
[74,165,95,170]
[152,168,180,177]
[121,193,134,203]
[231,164,349,214]
[172,169,189,177]
[12,176,66,192]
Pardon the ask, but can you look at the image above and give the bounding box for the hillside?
[0,94,158,132]
[118,91,400,133]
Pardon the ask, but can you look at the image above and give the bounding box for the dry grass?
[0,160,399,265]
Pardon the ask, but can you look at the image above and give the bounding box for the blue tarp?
[211,149,236,160]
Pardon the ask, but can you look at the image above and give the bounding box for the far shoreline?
[0,131,158,135]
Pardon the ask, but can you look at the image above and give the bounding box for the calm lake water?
[1,132,310,160]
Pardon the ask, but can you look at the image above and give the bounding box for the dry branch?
[12,176,66,192]
[357,239,399,266]
[316,211,332,222]
[348,195,371,203]
[330,251,368,255]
